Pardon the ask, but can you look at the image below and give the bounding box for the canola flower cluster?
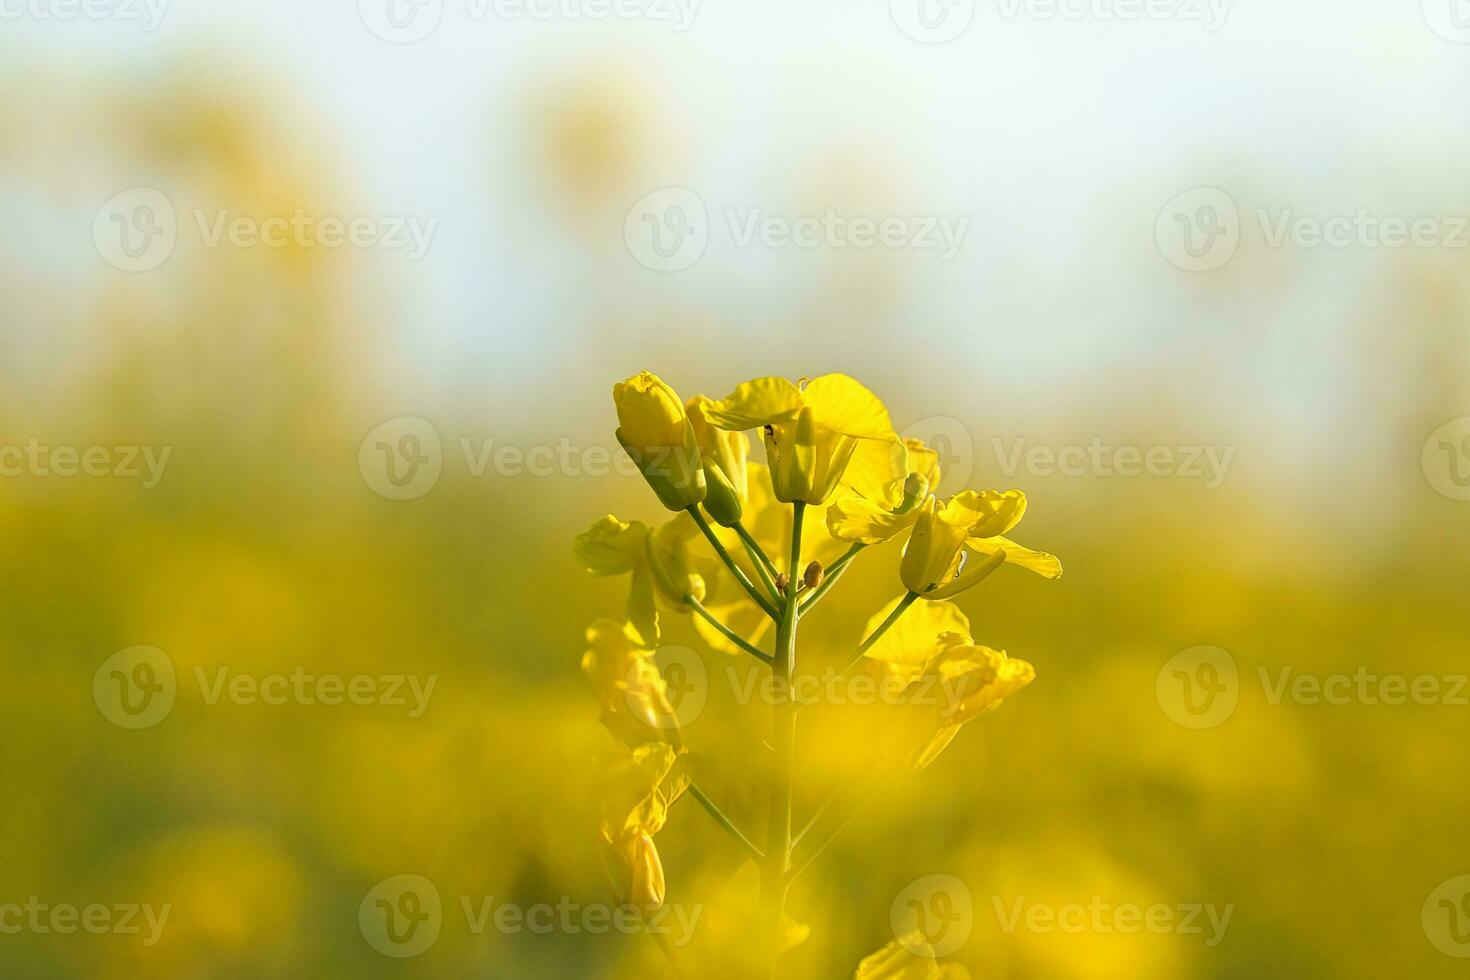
[574,372,1061,976]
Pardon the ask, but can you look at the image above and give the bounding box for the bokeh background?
[3,0,1470,976]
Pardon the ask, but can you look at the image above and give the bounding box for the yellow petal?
[949,489,1028,537]
[862,597,971,675]
[626,560,660,647]
[839,436,909,503]
[573,515,651,575]
[826,493,919,544]
[900,497,969,595]
[800,373,897,440]
[703,376,804,430]
[967,535,1063,579]
[902,437,942,494]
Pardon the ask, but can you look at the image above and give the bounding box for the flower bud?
[699,455,744,527]
[774,572,791,594]
[802,560,823,590]
[614,372,706,511]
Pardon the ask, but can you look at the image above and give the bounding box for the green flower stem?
[685,596,774,665]
[689,782,764,861]
[787,774,895,882]
[843,591,920,672]
[761,501,804,976]
[733,520,782,603]
[798,542,866,616]
[687,506,780,620]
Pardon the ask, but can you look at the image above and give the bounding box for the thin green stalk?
[798,542,866,616]
[689,783,764,861]
[686,597,773,665]
[788,774,895,881]
[733,520,782,603]
[842,591,919,672]
[687,507,780,620]
[762,501,804,977]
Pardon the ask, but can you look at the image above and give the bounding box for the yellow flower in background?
[854,934,972,978]
[899,633,1035,770]
[598,742,686,910]
[614,371,707,511]
[573,514,707,646]
[582,619,682,747]
[703,374,904,505]
[859,596,972,681]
